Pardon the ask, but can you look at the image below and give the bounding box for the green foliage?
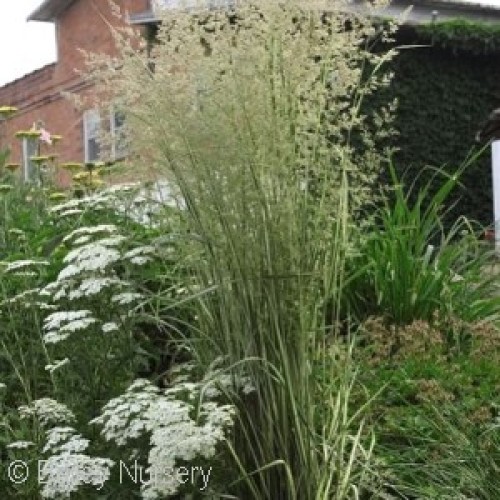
[368,32,500,228]
[347,162,500,325]
[0,183,205,498]
[356,316,500,499]
[417,19,500,55]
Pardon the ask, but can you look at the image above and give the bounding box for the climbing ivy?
[368,25,500,228]
[417,19,500,56]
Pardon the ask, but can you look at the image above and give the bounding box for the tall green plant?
[348,157,500,325]
[84,1,400,497]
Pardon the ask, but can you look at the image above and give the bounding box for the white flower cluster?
[45,358,70,374]
[39,454,114,499]
[91,378,235,499]
[111,292,144,305]
[102,321,119,333]
[43,310,97,344]
[49,184,141,218]
[90,379,161,446]
[17,399,114,498]
[169,359,256,400]
[43,426,89,454]
[123,245,156,265]
[6,440,35,450]
[48,181,182,226]
[40,225,125,299]
[38,224,145,344]
[59,242,122,281]
[1,288,41,308]
[62,225,119,243]
[0,259,50,273]
[19,398,75,429]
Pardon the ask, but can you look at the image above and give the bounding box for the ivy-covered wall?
[376,21,500,227]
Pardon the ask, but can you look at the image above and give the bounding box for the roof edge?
[28,0,75,23]
[0,62,56,91]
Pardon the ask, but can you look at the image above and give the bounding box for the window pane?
[83,110,101,162]
[22,137,39,182]
[87,138,100,163]
[112,110,127,160]
[153,0,235,10]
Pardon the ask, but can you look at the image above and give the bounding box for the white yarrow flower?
[7,440,35,449]
[43,426,89,454]
[62,225,118,244]
[67,277,125,300]
[111,292,143,305]
[59,208,84,217]
[39,454,114,498]
[2,260,50,272]
[45,358,70,374]
[19,398,75,429]
[43,310,97,344]
[102,322,119,333]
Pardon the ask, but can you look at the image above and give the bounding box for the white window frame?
[83,109,101,163]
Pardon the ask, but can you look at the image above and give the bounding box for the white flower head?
[7,440,35,450]
[59,243,121,279]
[102,322,119,333]
[1,260,50,273]
[92,376,235,498]
[19,398,75,429]
[62,225,119,244]
[43,426,89,454]
[67,277,125,300]
[111,292,143,305]
[45,358,70,374]
[43,310,97,344]
[39,454,114,498]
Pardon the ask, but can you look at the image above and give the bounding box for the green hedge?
[371,22,500,228]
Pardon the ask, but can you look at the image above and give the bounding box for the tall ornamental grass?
[84,1,399,497]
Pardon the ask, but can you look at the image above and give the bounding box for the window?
[153,0,195,9]
[207,0,235,9]
[83,108,127,162]
[153,0,235,11]
[83,109,101,163]
[111,109,127,160]
[22,137,38,183]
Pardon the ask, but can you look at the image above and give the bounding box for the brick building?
[0,0,153,182]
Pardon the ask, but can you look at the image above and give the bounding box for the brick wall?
[0,0,149,182]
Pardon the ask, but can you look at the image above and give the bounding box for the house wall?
[0,0,149,184]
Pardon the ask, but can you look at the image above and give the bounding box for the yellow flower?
[4,163,20,172]
[60,162,83,173]
[48,192,67,201]
[88,179,105,189]
[73,171,91,182]
[15,130,41,139]
[0,106,17,118]
[30,156,50,164]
